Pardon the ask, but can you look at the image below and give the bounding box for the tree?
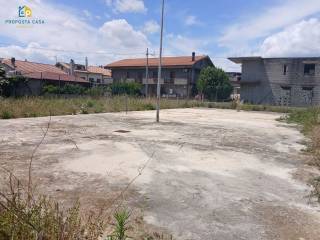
[197,66,233,101]
[0,66,9,96]
[0,68,28,97]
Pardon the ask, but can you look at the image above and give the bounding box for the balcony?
[174,78,188,85]
[142,78,188,85]
[143,78,164,84]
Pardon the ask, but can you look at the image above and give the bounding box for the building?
[56,59,112,86]
[229,57,320,106]
[0,58,88,96]
[106,53,213,98]
[226,72,241,98]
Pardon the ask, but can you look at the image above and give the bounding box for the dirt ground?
[1,108,320,240]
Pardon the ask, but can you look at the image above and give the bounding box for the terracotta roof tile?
[106,55,208,68]
[87,66,111,77]
[2,59,88,83]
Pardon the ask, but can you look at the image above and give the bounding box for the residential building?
[226,72,241,98]
[105,53,213,98]
[228,57,320,106]
[56,60,112,86]
[0,58,88,96]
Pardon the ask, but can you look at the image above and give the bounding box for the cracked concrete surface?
[0,108,320,239]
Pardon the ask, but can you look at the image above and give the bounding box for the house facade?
[106,53,213,98]
[229,57,320,106]
[56,60,112,86]
[0,58,88,96]
[226,72,241,98]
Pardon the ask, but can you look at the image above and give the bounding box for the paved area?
[1,108,320,239]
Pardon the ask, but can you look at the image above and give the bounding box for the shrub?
[111,82,142,96]
[62,84,86,95]
[42,85,59,94]
[1,110,13,119]
[143,103,155,110]
[85,87,108,97]
[42,84,86,95]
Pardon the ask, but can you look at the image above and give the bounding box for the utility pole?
[156,0,164,122]
[145,48,149,98]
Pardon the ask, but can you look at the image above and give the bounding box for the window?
[169,71,176,84]
[89,78,94,83]
[283,64,288,75]
[152,71,158,79]
[281,86,291,90]
[302,86,313,91]
[304,64,315,76]
[137,72,143,83]
[97,79,101,84]
[126,71,130,79]
[170,71,176,79]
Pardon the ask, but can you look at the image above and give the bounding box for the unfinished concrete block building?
[229,57,320,107]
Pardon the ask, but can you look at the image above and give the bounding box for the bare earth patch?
[0,108,320,239]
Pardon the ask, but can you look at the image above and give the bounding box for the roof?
[2,59,88,83]
[229,56,320,64]
[228,57,262,64]
[87,66,111,77]
[106,55,209,68]
[57,62,111,76]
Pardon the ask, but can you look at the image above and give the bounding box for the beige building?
[56,60,112,86]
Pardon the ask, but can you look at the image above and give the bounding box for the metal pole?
[156,0,164,123]
[146,48,149,98]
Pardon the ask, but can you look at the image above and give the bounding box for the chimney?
[85,56,88,71]
[11,57,16,68]
[69,59,75,75]
[192,52,195,61]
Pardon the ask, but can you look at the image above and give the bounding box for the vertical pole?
[156,0,164,123]
[146,48,149,98]
[125,94,128,114]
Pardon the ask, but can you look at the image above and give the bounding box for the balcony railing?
[143,78,164,84]
[142,78,188,85]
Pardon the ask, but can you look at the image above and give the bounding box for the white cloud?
[165,34,210,56]
[259,18,320,57]
[83,9,91,18]
[106,0,147,13]
[143,20,160,34]
[185,15,199,26]
[0,0,149,65]
[219,0,320,49]
[99,19,149,50]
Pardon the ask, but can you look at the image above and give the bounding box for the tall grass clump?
[286,107,320,133]
[287,107,320,202]
[0,173,105,240]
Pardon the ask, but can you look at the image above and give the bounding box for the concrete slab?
[0,108,319,239]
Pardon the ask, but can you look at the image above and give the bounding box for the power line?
[0,43,149,56]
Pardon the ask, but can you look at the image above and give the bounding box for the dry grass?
[0,96,206,119]
[287,107,320,202]
[0,96,302,120]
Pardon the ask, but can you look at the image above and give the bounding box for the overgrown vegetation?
[286,107,320,202]
[42,82,142,97]
[0,97,205,119]
[197,66,233,101]
[0,67,28,97]
[110,82,142,96]
[0,96,305,120]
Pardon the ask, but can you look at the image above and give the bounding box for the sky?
[1,0,320,71]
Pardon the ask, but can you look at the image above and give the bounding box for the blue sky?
[1,0,320,71]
